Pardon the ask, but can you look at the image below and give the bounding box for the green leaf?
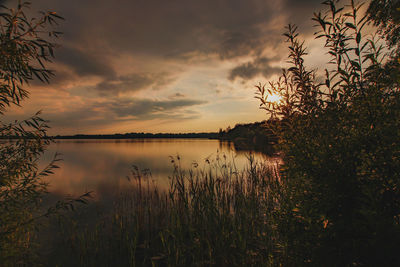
[356,32,361,44]
[345,22,356,29]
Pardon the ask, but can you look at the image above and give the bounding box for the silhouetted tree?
[257,0,400,265]
[0,2,71,265]
[368,0,400,48]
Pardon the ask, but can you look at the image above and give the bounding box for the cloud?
[55,46,116,78]
[283,0,328,33]
[29,0,285,61]
[93,72,175,95]
[108,98,207,120]
[169,93,185,99]
[19,0,326,84]
[10,0,326,72]
[2,0,330,134]
[219,29,266,59]
[229,57,282,81]
[40,97,208,132]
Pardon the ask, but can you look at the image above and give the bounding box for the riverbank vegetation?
[254,0,400,264]
[218,120,279,155]
[0,2,63,264]
[0,2,89,265]
[44,156,282,266]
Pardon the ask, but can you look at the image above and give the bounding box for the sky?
[3,0,329,135]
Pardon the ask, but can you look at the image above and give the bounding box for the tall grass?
[46,155,283,266]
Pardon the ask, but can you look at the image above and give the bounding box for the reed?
[46,155,284,266]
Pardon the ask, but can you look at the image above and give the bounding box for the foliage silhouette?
[0,2,89,265]
[256,0,400,265]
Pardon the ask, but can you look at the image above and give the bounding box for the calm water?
[40,139,280,199]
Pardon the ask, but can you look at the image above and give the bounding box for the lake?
[40,139,280,199]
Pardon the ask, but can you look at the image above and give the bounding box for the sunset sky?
[4,0,329,135]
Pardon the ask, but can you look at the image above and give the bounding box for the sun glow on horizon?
[268,93,283,104]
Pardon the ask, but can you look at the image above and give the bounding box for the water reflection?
[39,139,280,199]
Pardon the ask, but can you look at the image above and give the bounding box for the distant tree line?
[1,122,280,156]
[51,132,220,139]
[218,120,279,155]
[46,121,281,155]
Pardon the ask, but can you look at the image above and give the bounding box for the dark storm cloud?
[6,0,325,80]
[283,0,327,33]
[94,72,174,95]
[227,0,328,82]
[55,46,116,78]
[228,57,282,81]
[219,29,266,59]
[29,0,284,61]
